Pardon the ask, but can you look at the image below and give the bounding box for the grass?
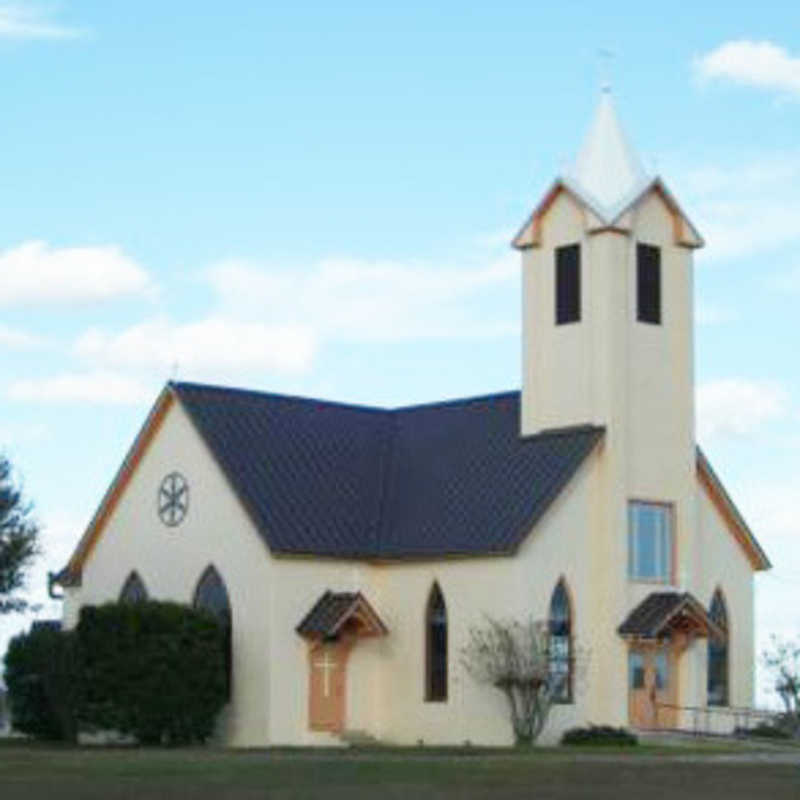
[0,741,798,800]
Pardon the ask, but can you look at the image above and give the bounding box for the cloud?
[677,152,800,263]
[7,371,153,406]
[0,323,44,350]
[0,2,84,40]
[0,241,155,307]
[207,254,519,342]
[697,379,789,440]
[694,40,800,95]
[74,317,317,376]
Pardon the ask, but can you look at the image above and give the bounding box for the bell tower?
[513,90,705,725]
[513,89,703,473]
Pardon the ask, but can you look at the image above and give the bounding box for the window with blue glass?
[628,502,673,582]
[548,579,573,703]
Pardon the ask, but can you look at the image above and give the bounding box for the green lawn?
[0,742,798,800]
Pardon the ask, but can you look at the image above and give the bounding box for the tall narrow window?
[548,579,573,703]
[555,244,581,325]
[637,243,661,324]
[628,502,673,582]
[194,565,232,700]
[119,571,148,604]
[708,590,729,706]
[425,582,448,702]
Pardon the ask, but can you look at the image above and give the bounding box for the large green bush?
[78,601,228,745]
[3,623,81,741]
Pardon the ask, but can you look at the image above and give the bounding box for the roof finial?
[598,48,614,94]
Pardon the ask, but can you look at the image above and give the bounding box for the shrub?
[561,724,638,746]
[77,601,227,745]
[3,624,81,741]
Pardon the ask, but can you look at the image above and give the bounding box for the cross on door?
[314,650,337,697]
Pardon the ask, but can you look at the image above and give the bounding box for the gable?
[512,177,703,250]
[696,448,770,571]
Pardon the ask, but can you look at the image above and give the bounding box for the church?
[53,91,770,747]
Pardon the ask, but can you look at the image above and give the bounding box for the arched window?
[193,565,232,700]
[548,579,573,703]
[708,589,729,706]
[425,582,447,702]
[118,571,148,604]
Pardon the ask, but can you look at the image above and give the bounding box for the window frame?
[636,242,662,325]
[555,243,581,325]
[627,500,674,584]
[548,578,574,704]
[707,589,730,707]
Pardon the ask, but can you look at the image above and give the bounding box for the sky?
[0,1,798,706]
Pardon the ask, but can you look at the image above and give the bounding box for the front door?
[308,641,350,732]
[628,646,672,729]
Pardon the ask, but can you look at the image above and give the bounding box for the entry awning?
[618,592,723,641]
[296,591,388,640]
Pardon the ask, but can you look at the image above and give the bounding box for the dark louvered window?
[194,565,233,700]
[555,244,581,325]
[425,582,447,702]
[637,243,661,324]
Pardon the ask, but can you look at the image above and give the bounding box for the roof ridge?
[172,379,521,415]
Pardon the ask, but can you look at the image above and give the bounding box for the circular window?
[157,471,189,527]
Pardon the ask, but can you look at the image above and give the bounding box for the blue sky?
[0,2,798,704]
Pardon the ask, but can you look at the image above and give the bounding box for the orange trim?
[62,386,175,583]
[512,182,566,249]
[696,455,771,571]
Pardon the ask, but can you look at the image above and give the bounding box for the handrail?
[654,702,780,736]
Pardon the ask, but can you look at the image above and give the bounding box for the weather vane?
[598,48,615,92]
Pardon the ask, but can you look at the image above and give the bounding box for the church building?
[54,91,770,746]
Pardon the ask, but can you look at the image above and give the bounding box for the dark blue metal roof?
[173,382,604,559]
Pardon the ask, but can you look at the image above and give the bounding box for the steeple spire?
[564,89,649,222]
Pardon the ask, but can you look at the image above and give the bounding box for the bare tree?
[461,617,575,745]
[763,634,800,736]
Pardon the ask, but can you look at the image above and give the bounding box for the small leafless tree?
[461,617,575,746]
[763,634,800,736]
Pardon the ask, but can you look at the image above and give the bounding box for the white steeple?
[563,88,650,223]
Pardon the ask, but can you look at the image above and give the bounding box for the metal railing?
[655,702,781,736]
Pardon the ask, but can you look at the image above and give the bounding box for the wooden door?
[308,641,350,732]
[628,646,672,729]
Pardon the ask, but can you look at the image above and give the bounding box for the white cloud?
[7,370,153,406]
[0,323,43,349]
[676,152,800,263]
[74,317,317,376]
[695,40,800,95]
[207,254,519,342]
[0,241,155,307]
[697,379,789,440]
[0,3,83,40]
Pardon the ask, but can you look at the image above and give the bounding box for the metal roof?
[173,382,604,560]
[618,592,723,640]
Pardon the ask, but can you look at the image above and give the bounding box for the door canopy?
[618,592,723,642]
[296,590,388,641]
